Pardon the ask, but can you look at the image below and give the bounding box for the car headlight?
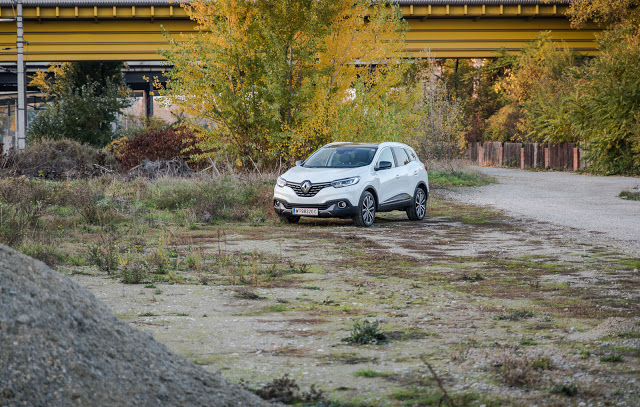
[276,177,287,188]
[331,176,360,188]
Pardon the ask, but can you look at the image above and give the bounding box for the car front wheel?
[406,187,427,221]
[353,191,376,227]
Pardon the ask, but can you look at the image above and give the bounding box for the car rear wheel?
[353,191,376,227]
[278,215,300,224]
[406,187,427,221]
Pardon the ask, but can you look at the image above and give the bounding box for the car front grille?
[286,181,332,197]
[282,202,331,211]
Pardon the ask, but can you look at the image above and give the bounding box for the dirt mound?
[0,244,270,407]
[568,317,640,341]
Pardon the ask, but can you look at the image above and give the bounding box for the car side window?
[405,148,417,162]
[377,148,395,168]
[393,147,410,166]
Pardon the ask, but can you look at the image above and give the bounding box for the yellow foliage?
[161,0,416,164]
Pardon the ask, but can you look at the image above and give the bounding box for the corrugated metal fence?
[468,141,584,171]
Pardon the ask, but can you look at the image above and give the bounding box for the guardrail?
[467,141,586,171]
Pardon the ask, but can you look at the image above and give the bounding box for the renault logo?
[301,181,312,194]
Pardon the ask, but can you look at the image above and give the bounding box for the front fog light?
[276,177,286,187]
[338,201,347,208]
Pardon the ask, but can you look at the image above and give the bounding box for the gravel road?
[445,167,640,251]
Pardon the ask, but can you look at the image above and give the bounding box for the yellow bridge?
[0,0,601,62]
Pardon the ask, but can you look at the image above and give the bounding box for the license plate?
[293,207,318,216]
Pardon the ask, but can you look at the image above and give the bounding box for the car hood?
[281,166,367,184]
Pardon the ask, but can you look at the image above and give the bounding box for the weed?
[144,284,156,288]
[551,383,578,397]
[304,286,321,290]
[353,369,391,378]
[496,353,536,387]
[342,319,387,345]
[255,374,325,404]
[176,312,189,316]
[184,250,203,271]
[619,190,640,201]
[600,354,623,363]
[494,310,535,321]
[267,304,287,312]
[119,248,149,284]
[86,224,120,274]
[139,312,157,317]
[461,272,484,281]
[145,234,171,274]
[234,287,263,300]
[520,339,537,346]
[154,289,163,295]
[531,356,553,370]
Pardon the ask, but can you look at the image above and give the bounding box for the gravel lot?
[445,167,640,252]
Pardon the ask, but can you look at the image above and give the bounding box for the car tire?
[353,190,376,227]
[406,186,427,221]
[279,215,300,224]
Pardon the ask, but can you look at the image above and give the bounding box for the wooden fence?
[468,141,585,171]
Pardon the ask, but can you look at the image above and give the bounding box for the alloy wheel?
[415,189,426,219]
[362,194,375,226]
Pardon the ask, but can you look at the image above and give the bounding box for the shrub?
[1,138,117,180]
[497,354,536,387]
[254,374,324,404]
[485,105,526,142]
[115,124,208,170]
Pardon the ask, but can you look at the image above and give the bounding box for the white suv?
[273,142,429,227]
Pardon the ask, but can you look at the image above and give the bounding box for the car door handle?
[413,171,419,175]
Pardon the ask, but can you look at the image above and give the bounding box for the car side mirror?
[376,161,392,171]
[295,160,304,166]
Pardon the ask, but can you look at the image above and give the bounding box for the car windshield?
[303,145,378,168]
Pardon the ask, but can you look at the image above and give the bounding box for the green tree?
[161,0,416,164]
[572,26,640,174]
[28,62,131,147]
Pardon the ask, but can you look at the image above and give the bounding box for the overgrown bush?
[114,124,207,170]
[1,139,117,180]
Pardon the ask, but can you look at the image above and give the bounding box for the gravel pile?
[0,244,271,407]
[568,317,640,341]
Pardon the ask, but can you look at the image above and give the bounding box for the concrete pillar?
[520,147,525,169]
[498,146,504,167]
[478,145,483,166]
[573,147,579,171]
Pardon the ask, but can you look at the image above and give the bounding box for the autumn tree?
[161,0,416,165]
[28,62,131,147]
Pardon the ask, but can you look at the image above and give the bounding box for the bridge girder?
[0,2,600,63]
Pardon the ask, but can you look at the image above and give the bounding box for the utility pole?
[15,0,26,150]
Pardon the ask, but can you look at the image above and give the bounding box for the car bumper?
[273,198,358,218]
